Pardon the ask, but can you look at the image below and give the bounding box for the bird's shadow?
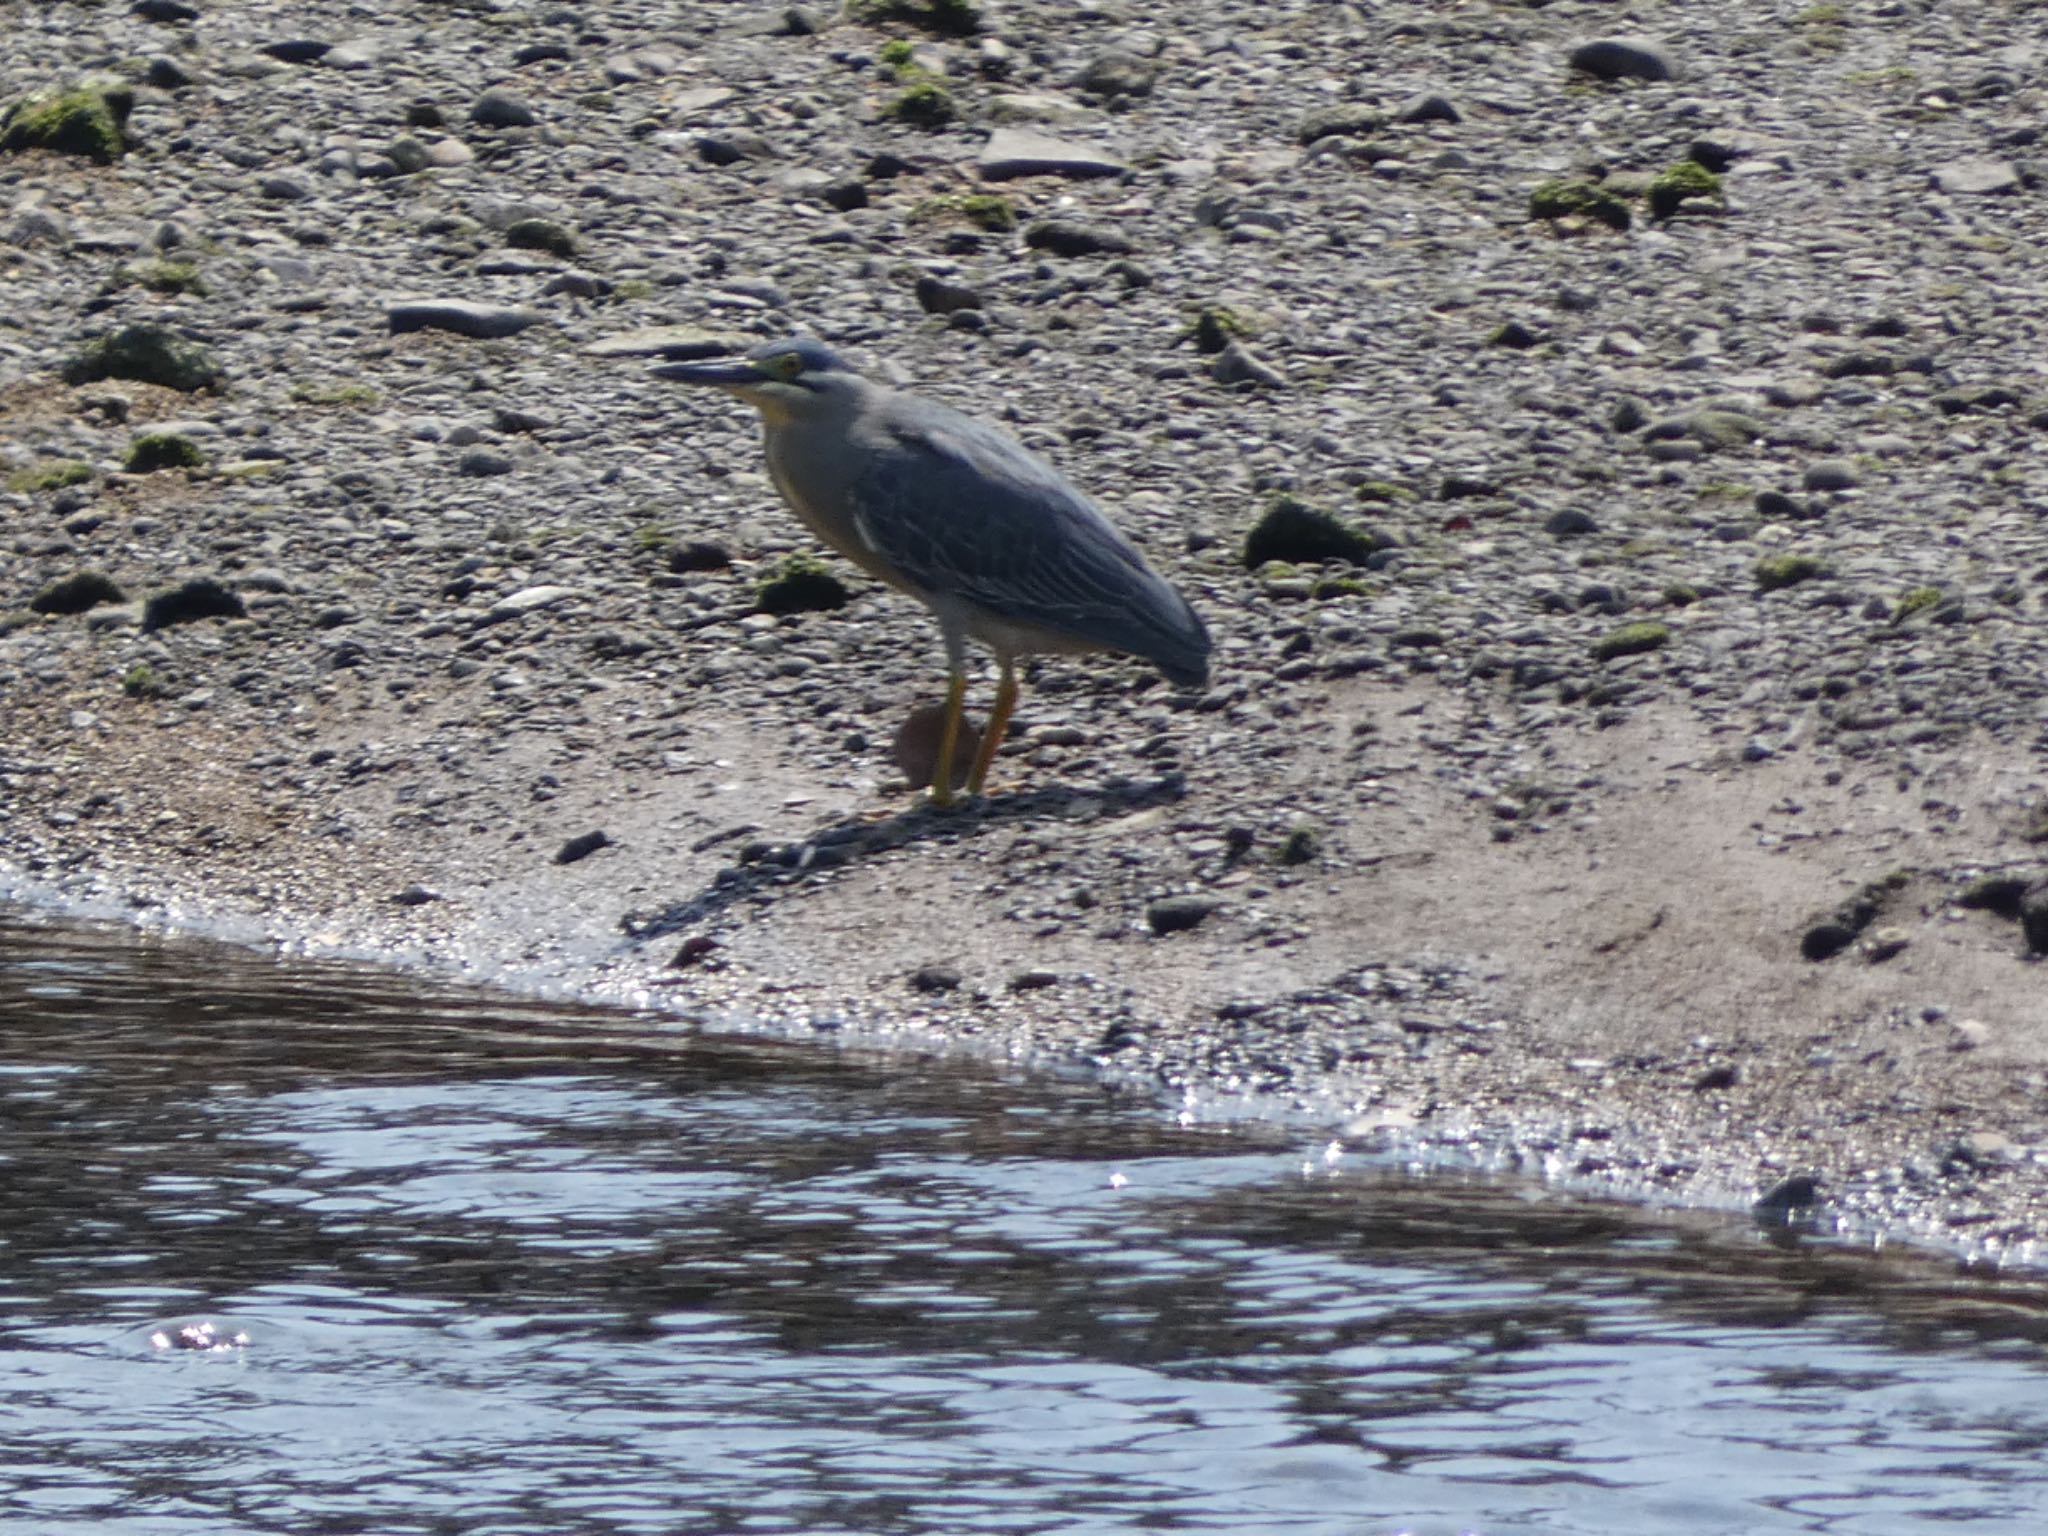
[620,773,1188,944]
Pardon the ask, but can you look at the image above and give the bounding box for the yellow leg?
[967,660,1018,796]
[929,669,967,808]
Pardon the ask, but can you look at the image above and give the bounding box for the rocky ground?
[5,0,2048,1260]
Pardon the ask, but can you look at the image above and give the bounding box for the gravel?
[4,0,2048,1263]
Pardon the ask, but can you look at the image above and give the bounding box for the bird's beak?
[650,358,761,389]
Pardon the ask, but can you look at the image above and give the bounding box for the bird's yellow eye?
[773,351,803,379]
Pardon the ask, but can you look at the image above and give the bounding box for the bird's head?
[650,337,862,424]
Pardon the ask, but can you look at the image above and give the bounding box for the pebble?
[387,300,542,339]
[471,89,538,128]
[1569,37,1676,83]
[977,129,1127,181]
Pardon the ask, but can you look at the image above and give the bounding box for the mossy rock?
[63,324,222,392]
[1892,585,1943,622]
[505,217,577,258]
[755,554,851,615]
[0,82,133,163]
[1243,495,1378,569]
[6,459,93,494]
[908,192,1016,232]
[848,0,982,35]
[290,379,380,407]
[118,259,207,296]
[1662,582,1701,607]
[1186,306,1250,356]
[885,79,955,126]
[124,432,205,473]
[142,577,246,632]
[1755,554,1826,592]
[1529,178,1631,232]
[1591,621,1670,661]
[1647,160,1724,219]
[878,40,918,67]
[1295,103,1387,146]
[31,570,125,615]
[122,663,170,699]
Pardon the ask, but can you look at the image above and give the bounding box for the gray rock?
[1073,48,1155,99]
[458,449,515,477]
[1934,158,2020,196]
[487,585,576,621]
[1803,459,1859,492]
[1147,895,1222,936]
[1569,37,1675,82]
[554,830,611,866]
[387,300,542,339]
[1211,340,1286,389]
[259,175,311,200]
[470,89,537,129]
[915,274,983,315]
[1023,219,1137,257]
[978,129,1126,181]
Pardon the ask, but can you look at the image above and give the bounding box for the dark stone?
[2021,881,2048,955]
[915,274,982,314]
[471,88,537,128]
[670,935,721,968]
[261,39,331,64]
[1023,219,1137,257]
[1956,874,2030,918]
[1569,37,1675,83]
[1396,92,1460,125]
[1146,894,1222,936]
[669,539,732,573]
[910,963,962,993]
[1009,968,1060,991]
[1800,922,1855,962]
[1754,1174,1821,1215]
[513,43,573,66]
[1545,508,1598,537]
[387,300,541,339]
[1490,319,1541,349]
[458,450,515,477]
[143,578,245,632]
[31,570,125,615]
[392,883,442,906]
[554,829,612,865]
[1692,1063,1741,1092]
[821,179,868,212]
[134,0,200,19]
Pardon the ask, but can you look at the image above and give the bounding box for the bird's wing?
[844,411,1193,657]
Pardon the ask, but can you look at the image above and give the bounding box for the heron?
[651,337,1211,806]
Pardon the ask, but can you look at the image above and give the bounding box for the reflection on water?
[5,906,2048,1535]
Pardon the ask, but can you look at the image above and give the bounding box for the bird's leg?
[929,667,968,808]
[966,658,1018,796]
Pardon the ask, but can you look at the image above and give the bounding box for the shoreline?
[6,0,2048,1266]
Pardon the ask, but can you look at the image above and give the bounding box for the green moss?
[122,663,169,699]
[1648,160,1724,219]
[908,192,1017,231]
[124,432,205,473]
[63,324,221,392]
[1591,622,1670,661]
[289,379,380,407]
[632,523,671,553]
[878,39,917,67]
[1892,585,1944,622]
[755,553,852,615]
[884,79,955,126]
[1755,553,1827,592]
[6,459,93,493]
[1529,178,1631,232]
[0,82,132,163]
[1311,575,1371,599]
[1276,823,1320,866]
[1662,582,1701,607]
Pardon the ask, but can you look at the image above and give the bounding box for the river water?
[5,904,2048,1535]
